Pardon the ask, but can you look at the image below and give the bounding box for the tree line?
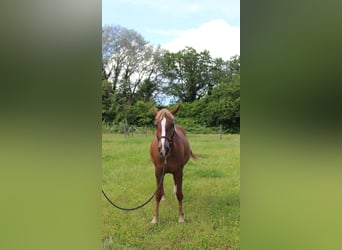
[102,25,240,133]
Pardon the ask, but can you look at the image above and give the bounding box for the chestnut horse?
[150,105,197,224]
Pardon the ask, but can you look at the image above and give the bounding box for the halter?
[157,129,175,148]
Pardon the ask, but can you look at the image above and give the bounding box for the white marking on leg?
[179,212,185,223]
[173,184,177,195]
[161,117,166,153]
[151,216,158,224]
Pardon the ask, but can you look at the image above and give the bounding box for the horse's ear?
[170,105,180,115]
[152,107,159,115]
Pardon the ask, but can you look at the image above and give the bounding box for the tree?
[162,47,214,102]
[102,25,164,105]
[131,100,155,126]
[135,79,158,103]
[201,75,240,133]
[102,79,113,122]
[172,55,240,133]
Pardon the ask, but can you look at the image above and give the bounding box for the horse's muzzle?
[158,145,170,157]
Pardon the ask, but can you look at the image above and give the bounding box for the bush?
[176,118,216,134]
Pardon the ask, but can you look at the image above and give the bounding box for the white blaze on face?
[161,117,166,152]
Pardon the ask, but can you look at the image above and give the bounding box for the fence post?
[144,125,147,137]
[219,124,222,140]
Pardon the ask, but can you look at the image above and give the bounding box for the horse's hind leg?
[174,172,185,223]
[151,170,164,224]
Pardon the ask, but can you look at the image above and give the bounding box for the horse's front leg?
[174,171,185,223]
[151,169,164,224]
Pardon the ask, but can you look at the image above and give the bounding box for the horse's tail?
[190,150,198,160]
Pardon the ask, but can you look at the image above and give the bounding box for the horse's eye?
[170,123,174,129]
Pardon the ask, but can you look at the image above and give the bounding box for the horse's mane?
[155,109,174,122]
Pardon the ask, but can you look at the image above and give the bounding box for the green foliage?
[135,79,158,103]
[162,47,215,102]
[201,78,240,133]
[173,77,240,133]
[130,100,155,126]
[176,117,215,134]
[102,99,155,128]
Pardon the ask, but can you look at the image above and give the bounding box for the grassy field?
[102,133,240,249]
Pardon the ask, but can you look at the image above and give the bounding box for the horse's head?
[152,105,180,158]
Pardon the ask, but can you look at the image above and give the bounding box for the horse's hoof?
[178,212,185,223]
[151,216,158,224]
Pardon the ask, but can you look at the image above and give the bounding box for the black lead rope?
[102,158,167,211]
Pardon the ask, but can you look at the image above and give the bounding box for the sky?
[102,0,240,60]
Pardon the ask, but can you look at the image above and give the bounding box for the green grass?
[102,133,240,249]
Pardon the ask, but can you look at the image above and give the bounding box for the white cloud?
[162,19,240,60]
